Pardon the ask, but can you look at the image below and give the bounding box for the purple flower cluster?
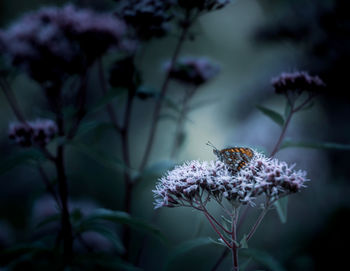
[8,119,58,147]
[0,5,127,84]
[153,151,308,209]
[119,0,174,40]
[166,57,220,86]
[271,71,325,95]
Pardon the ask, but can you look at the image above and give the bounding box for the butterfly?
[206,141,254,173]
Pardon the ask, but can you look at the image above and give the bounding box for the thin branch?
[245,207,268,242]
[37,165,61,209]
[98,58,122,132]
[67,70,89,140]
[0,78,28,124]
[138,14,193,172]
[202,205,232,235]
[211,248,229,271]
[204,212,232,249]
[270,105,294,157]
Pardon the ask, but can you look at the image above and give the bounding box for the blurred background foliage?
[0,0,349,270]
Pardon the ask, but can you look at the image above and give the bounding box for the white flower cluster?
[153,151,308,209]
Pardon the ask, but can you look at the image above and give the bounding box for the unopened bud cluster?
[166,57,220,86]
[271,71,325,95]
[9,119,58,147]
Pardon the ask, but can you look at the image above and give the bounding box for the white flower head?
[153,150,308,209]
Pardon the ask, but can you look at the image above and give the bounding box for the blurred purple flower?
[272,71,325,95]
[8,119,58,147]
[0,5,128,84]
[153,151,308,209]
[166,57,220,86]
[9,119,58,147]
[119,0,175,40]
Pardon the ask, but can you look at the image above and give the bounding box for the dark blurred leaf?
[35,214,60,229]
[281,139,350,151]
[78,224,124,254]
[274,196,288,224]
[164,97,181,113]
[256,105,284,127]
[284,101,292,118]
[74,121,115,139]
[74,253,142,271]
[188,98,218,112]
[159,113,178,122]
[87,87,126,115]
[241,248,287,271]
[142,160,176,177]
[241,257,252,271]
[0,149,46,176]
[0,243,48,265]
[136,85,157,100]
[82,209,166,243]
[70,142,127,173]
[163,237,216,271]
[240,234,249,249]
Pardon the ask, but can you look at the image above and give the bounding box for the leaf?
[74,253,142,271]
[0,149,46,176]
[87,87,126,115]
[78,224,124,254]
[163,237,216,271]
[241,248,287,271]
[82,209,166,243]
[281,139,350,151]
[143,160,176,177]
[274,196,288,224]
[74,121,115,139]
[35,214,61,229]
[256,105,284,127]
[70,142,126,173]
[163,97,181,113]
[0,243,48,265]
[240,234,249,249]
[241,257,252,271]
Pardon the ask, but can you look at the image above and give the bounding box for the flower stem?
[231,209,239,271]
[204,212,232,248]
[138,15,192,172]
[0,78,27,124]
[270,106,294,157]
[245,207,268,242]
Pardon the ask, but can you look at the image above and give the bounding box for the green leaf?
[241,257,252,271]
[163,237,216,271]
[240,234,249,249]
[82,209,166,243]
[78,224,124,254]
[241,248,287,271]
[274,196,288,224]
[0,149,46,176]
[0,243,48,265]
[143,160,176,177]
[281,139,350,151]
[35,214,61,229]
[74,121,115,139]
[70,142,126,173]
[256,105,284,127]
[74,253,142,271]
[164,97,181,113]
[88,87,126,115]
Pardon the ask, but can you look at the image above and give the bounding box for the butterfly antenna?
[206,141,218,151]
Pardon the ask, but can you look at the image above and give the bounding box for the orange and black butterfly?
[207,141,254,173]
